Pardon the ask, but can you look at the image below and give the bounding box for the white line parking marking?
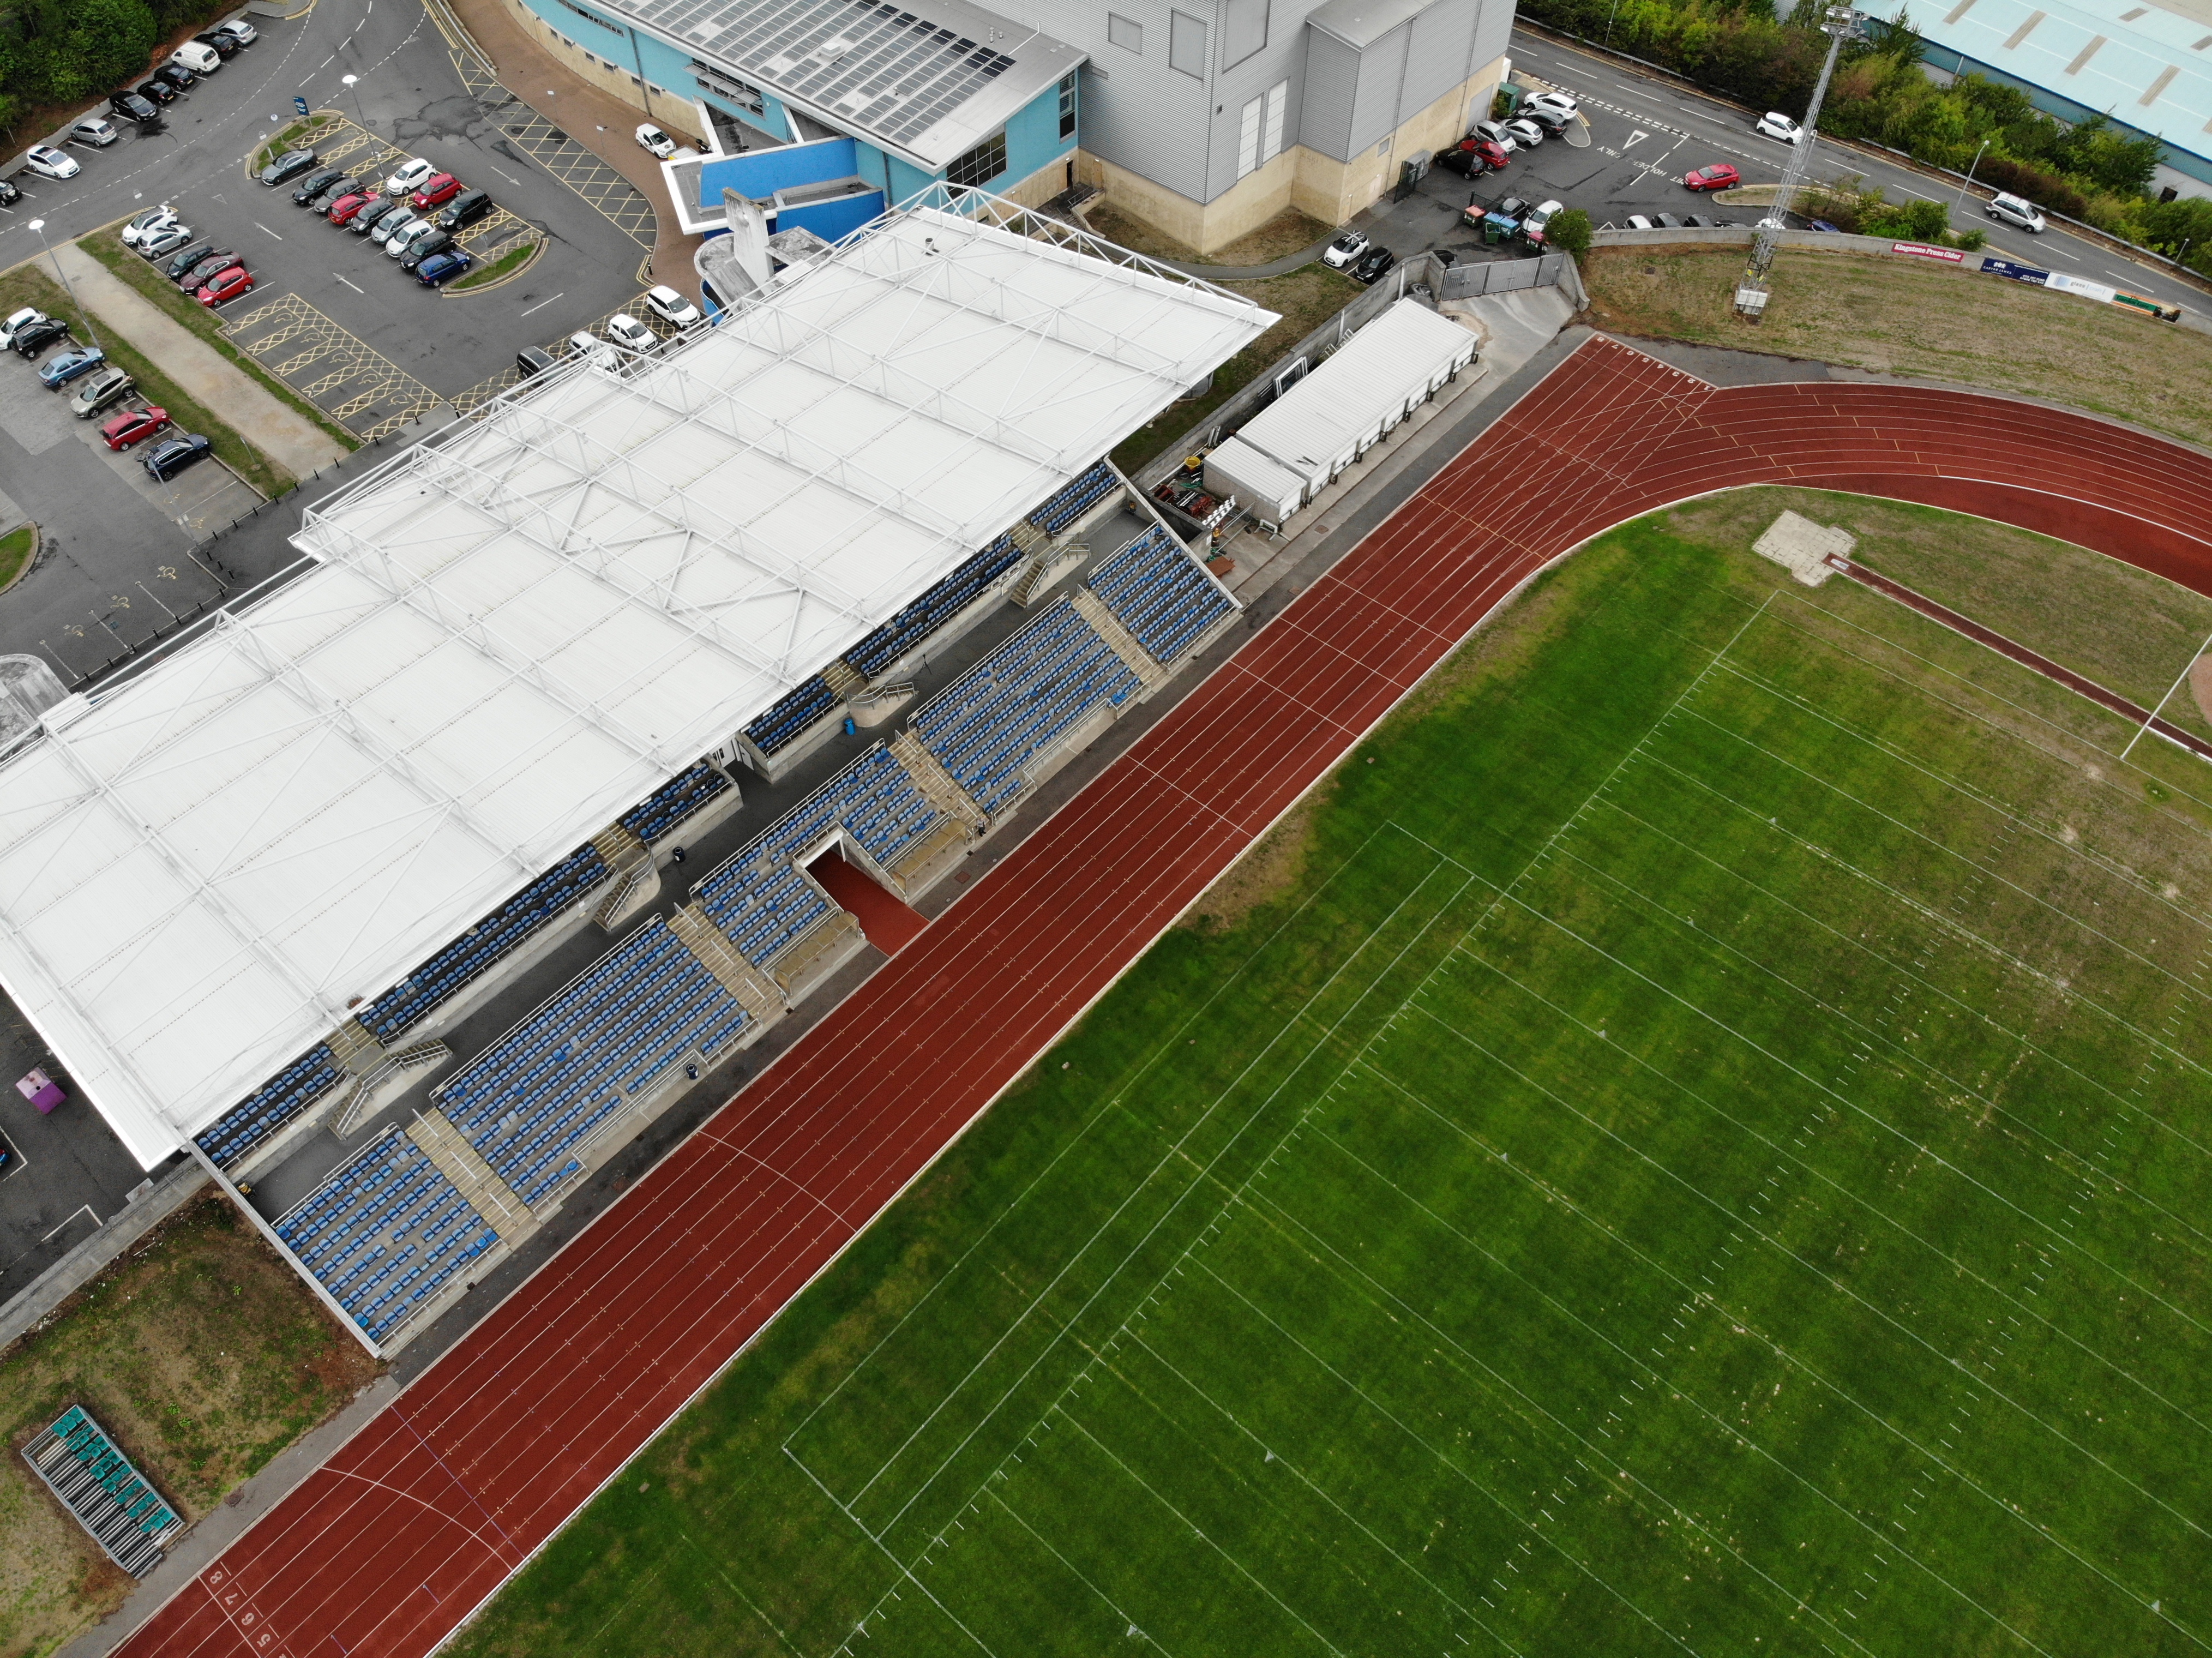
[518,292,566,316]
[333,272,363,293]
[256,221,284,238]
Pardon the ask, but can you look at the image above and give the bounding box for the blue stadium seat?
[909,598,1141,815]
[745,677,839,756]
[1085,524,1235,665]
[435,920,749,1209]
[273,1131,500,1344]
[195,1046,343,1170]
[695,747,945,968]
[844,536,1025,679]
[619,762,732,844]
[1027,460,1119,536]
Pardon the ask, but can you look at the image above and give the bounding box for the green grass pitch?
[453,494,2212,1658]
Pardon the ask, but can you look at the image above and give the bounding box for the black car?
[152,63,196,91]
[1492,195,1534,228]
[1651,212,1686,229]
[436,188,492,231]
[350,197,401,235]
[11,317,69,357]
[1351,245,1397,284]
[143,434,212,480]
[193,30,240,57]
[308,178,360,214]
[259,148,319,187]
[398,230,453,271]
[1522,105,1573,135]
[135,77,179,104]
[516,345,557,377]
[0,179,19,205]
[177,251,238,290]
[162,239,214,279]
[109,90,161,126]
[290,167,345,205]
[1436,148,1484,178]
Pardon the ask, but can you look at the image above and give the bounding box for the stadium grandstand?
[0,185,1271,1350]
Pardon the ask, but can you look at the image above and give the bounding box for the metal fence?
[1438,252,1568,300]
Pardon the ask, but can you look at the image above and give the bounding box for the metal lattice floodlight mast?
[1736,4,1863,317]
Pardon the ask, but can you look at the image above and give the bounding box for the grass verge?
[0,523,34,590]
[450,239,540,291]
[447,486,2212,1657]
[0,263,290,499]
[1083,200,1335,269]
[1113,265,1361,474]
[1586,243,2212,449]
[1,1195,378,1658]
[75,234,358,456]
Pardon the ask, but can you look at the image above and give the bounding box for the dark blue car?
[416,249,474,286]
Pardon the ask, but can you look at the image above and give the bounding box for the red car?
[326,190,376,225]
[410,172,462,209]
[1685,163,1740,191]
[197,266,253,307]
[1459,136,1511,171]
[101,405,169,450]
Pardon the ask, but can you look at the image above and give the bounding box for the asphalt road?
[1506,27,2203,312]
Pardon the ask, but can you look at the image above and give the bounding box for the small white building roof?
[0,194,1272,1169]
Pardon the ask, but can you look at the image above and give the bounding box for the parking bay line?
[333,272,363,293]
[519,291,565,317]
[256,221,284,239]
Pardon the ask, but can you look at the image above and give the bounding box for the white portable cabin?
[1202,436,1305,526]
[1209,300,1475,519]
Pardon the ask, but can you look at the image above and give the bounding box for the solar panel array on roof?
[633,0,1016,146]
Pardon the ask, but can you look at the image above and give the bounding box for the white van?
[169,41,220,74]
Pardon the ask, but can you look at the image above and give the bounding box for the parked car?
[398,229,453,270]
[635,122,678,158]
[109,91,161,127]
[193,29,241,58]
[1468,118,1519,153]
[371,211,422,247]
[1756,111,1804,143]
[1684,163,1739,191]
[139,224,196,260]
[70,365,133,417]
[152,63,197,92]
[605,313,656,352]
[1520,199,1565,243]
[38,346,105,388]
[1680,213,1733,227]
[169,40,220,75]
[1650,211,1686,228]
[1489,195,1534,231]
[11,317,69,357]
[567,329,618,365]
[196,266,254,307]
[135,77,179,105]
[1523,91,1578,121]
[409,171,462,209]
[350,197,402,236]
[643,285,700,327]
[121,206,182,248]
[1321,229,1369,269]
[383,217,437,258]
[436,188,492,231]
[1522,105,1573,136]
[415,249,474,285]
[24,145,79,179]
[1807,217,1841,232]
[1986,191,2046,232]
[163,240,215,279]
[515,345,557,376]
[384,157,435,196]
[1459,136,1511,171]
[307,177,360,213]
[177,250,237,289]
[69,117,119,148]
[143,433,212,479]
[290,167,345,205]
[1435,147,1484,178]
[0,179,19,205]
[1350,245,1396,284]
[0,308,45,349]
[1502,116,1545,149]
[326,190,377,226]
[259,148,319,187]
[1625,214,1656,230]
[215,18,257,45]
[101,405,169,450]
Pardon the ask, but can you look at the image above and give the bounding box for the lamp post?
[1736,3,1862,317]
[1953,137,1990,219]
[341,72,366,134]
[27,218,103,354]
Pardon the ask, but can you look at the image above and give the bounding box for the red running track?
[119,337,2212,1658]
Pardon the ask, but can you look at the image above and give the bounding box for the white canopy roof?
[0,197,1272,1168]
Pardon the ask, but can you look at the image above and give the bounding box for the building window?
[1108,13,1143,53]
[948,130,1007,188]
[1169,11,1208,76]
[1059,73,1077,140]
[690,59,766,115]
[1223,0,1269,67]
[554,0,620,32]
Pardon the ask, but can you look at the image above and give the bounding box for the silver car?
[1985,191,2046,233]
[384,217,434,257]
[371,211,421,247]
[70,366,133,418]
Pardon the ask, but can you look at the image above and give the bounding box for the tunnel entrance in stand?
[807,844,929,956]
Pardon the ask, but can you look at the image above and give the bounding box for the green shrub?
[1545,207,1594,264]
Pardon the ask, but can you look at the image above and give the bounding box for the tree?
[1545,207,1594,264]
